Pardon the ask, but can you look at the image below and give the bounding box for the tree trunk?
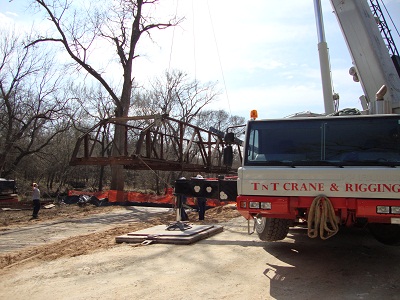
[110,61,133,192]
[98,165,104,191]
[110,124,126,191]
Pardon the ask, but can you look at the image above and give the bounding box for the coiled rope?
[307,195,339,240]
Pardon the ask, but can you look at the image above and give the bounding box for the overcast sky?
[1,0,400,119]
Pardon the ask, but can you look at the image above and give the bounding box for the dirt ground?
[1,203,400,300]
[0,202,241,269]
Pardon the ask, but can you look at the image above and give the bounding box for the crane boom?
[314,0,335,115]
[330,0,400,114]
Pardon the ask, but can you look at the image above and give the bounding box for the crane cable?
[307,195,339,240]
[206,0,232,116]
[380,0,400,40]
[136,155,172,188]
[167,0,180,72]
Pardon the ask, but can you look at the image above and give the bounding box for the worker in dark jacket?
[194,174,207,220]
[197,196,207,220]
[179,194,189,221]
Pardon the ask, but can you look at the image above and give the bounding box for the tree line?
[0,0,245,198]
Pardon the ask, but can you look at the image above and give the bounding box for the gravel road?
[0,206,171,252]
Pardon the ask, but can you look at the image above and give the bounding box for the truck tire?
[368,223,400,246]
[255,217,291,241]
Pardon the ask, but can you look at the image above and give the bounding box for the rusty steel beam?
[69,115,242,174]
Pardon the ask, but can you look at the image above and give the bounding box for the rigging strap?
[307,194,339,240]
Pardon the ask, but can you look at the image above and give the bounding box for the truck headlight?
[260,202,272,210]
[249,202,260,209]
[391,206,400,214]
[377,206,390,214]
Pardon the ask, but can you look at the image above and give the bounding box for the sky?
[1,0,400,120]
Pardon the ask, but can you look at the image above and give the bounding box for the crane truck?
[175,0,400,245]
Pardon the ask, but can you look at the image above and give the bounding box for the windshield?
[245,115,400,167]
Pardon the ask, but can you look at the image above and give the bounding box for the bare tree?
[135,70,219,122]
[131,70,226,192]
[0,28,71,178]
[195,109,245,135]
[73,84,115,191]
[26,0,181,192]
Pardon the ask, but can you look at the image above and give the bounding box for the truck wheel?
[368,223,400,246]
[255,217,291,241]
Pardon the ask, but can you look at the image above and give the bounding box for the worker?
[31,183,41,219]
[176,193,188,221]
[194,174,207,220]
[175,176,189,221]
[197,196,207,220]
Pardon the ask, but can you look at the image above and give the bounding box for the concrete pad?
[115,223,223,245]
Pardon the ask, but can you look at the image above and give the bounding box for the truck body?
[0,178,18,203]
[236,114,400,244]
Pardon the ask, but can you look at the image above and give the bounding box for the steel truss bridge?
[70,114,242,174]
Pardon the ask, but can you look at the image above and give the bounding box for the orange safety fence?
[67,189,227,207]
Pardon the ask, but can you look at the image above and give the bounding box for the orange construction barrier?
[67,188,227,207]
